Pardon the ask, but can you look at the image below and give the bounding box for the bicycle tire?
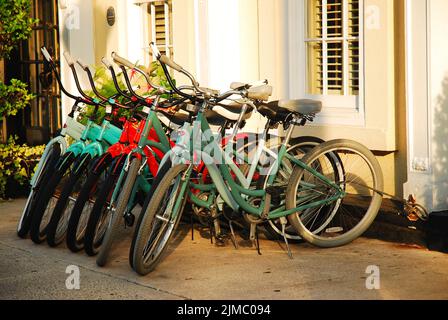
[129,159,172,268]
[96,157,141,267]
[262,136,343,241]
[131,164,189,275]
[46,154,93,247]
[285,139,383,248]
[17,143,61,238]
[84,156,124,256]
[29,152,77,244]
[66,155,112,252]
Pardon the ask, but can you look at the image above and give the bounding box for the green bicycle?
[130,44,384,275]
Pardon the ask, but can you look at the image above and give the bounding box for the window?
[148,0,173,59]
[306,0,360,96]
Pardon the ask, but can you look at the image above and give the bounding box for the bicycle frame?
[108,97,174,213]
[166,106,346,221]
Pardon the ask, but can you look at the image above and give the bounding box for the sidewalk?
[1,199,447,300]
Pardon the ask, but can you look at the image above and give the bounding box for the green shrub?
[0,0,38,59]
[0,79,35,118]
[0,136,44,199]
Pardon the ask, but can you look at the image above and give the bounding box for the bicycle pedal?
[124,213,135,227]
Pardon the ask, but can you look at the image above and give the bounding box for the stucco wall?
[57,0,410,200]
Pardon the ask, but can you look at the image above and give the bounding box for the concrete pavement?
[1,199,447,300]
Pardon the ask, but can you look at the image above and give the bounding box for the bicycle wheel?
[46,154,93,247]
[17,143,61,238]
[66,155,111,252]
[84,156,124,256]
[131,164,189,275]
[29,152,77,244]
[129,159,172,269]
[285,139,383,248]
[262,137,343,241]
[96,157,141,267]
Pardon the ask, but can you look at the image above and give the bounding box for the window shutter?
[349,0,359,95]
[148,0,173,58]
[306,0,360,96]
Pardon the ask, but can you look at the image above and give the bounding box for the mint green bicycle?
[130,44,384,275]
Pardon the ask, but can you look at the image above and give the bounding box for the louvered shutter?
[306,0,360,96]
[148,0,173,59]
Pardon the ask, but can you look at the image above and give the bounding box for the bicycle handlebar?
[111,51,164,92]
[149,42,161,59]
[41,46,87,104]
[102,58,132,100]
[76,59,90,72]
[111,52,135,69]
[101,57,112,69]
[63,51,75,66]
[159,55,183,72]
[78,60,132,110]
[41,47,52,62]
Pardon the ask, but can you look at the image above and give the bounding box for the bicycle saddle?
[207,102,254,125]
[257,99,322,123]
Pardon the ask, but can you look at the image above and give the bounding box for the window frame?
[289,0,365,126]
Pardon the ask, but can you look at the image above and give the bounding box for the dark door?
[5,0,61,145]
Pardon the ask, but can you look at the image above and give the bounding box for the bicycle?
[17,47,87,239]
[45,56,140,247]
[29,51,123,244]
[67,56,187,254]
[130,43,383,275]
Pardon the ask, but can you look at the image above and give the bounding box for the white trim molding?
[404,0,448,212]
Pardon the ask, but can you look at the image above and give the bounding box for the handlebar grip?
[76,59,90,71]
[159,55,183,72]
[101,57,112,68]
[149,42,161,59]
[41,47,52,62]
[63,51,75,66]
[111,52,135,69]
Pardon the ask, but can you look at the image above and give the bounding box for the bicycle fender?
[82,142,103,158]
[66,141,86,157]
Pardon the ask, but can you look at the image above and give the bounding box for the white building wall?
[58,0,95,121]
[405,0,448,212]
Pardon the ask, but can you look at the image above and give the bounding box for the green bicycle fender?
[66,141,86,157]
[82,142,103,158]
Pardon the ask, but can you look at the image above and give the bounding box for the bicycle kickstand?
[228,220,238,249]
[249,223,262,256]
[190,213,194,241]
[281,218,293,259]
